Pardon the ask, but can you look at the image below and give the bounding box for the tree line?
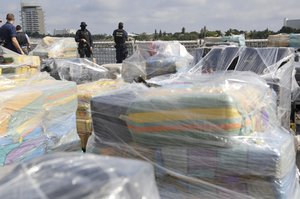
[135,26,300,41]
[27,26,300,41]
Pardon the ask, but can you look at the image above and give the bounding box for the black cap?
[16,25,22,31]
[118,22,123,29]
[80,22,87,27]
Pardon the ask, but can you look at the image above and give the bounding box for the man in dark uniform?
[0,14,24,54]
[75,22,93,58]
[16,25,31,55]
[113,22,128,63]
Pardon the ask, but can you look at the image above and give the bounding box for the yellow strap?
[127,108,241,123]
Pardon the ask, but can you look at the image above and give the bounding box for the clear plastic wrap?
[222,34,246,47]
[188,47,295,129]
[268,34,289,47]
[0,153,160,199]
[101,63,122,79]
[0,46,40,76]
[41,58,114,84]
[0,73,80,166]
[268,34,300,48]
[122,41,193,82]
[203,34,246,47]
[0,46,19,55]
[30,36,77,59]
[87,72,300,198]
[190,47,241,73]
[76,79,126,149]
[289,34,300,48]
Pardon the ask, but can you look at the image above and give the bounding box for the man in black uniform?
[16,25,30,54]
[75,22,93,58]
[113,22,128,63]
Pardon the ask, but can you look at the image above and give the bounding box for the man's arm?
[12,37,24,55]
[89,31,93,47]
[10,26,24,54]
[25,33,31,49]
[124,31,128,41]
[75,30,81,42]
[113,30,117,43]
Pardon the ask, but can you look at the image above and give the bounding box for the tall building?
[284,18,300,29]
[54,29,76,36]
[21,1,46,34]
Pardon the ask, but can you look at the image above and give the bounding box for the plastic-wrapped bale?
[124,73,277,147]
[76,79,126,150]
[0,72,53,92]
[89,84,147,147]
[234,47,294,129]
[189,47,240,73]
[0,46,40,76]
[204,37,223,43]
[147,127,299,199]
[122,41,193,82]
[268,34,289,47]
[30,37,77,59]
[87,72,300,199]
[0,73,80,166]
[188,47,295,130]
[89,72,276,149]
[38,80,79,151]
[0,153,160,199]
[45,58,113,84]
[101,63,122,78]
[222,34,246,47]
[203,34,245,47]
[289,34,300,48]
[193,47,211,65]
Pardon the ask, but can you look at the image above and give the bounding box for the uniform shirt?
[113,29,128,45]
[75,29,93,48]
[0,22,18,53]
[16,31,29,47]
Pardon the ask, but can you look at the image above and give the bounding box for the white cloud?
[1,0,299,34]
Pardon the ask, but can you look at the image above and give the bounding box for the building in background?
[54,29,76,36]
[284,18,300,29]
[21,1,46,34]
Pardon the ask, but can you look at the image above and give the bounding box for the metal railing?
[93,39,268,65]
[31,39,269,65]
[245,39,268,48]
[92,40,205,65]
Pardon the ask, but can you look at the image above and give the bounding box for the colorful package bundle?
[0,73,79,166]
[30,37,77,58]
[122,41,193,82]
[0,46,40,76]
[136,128,298,199]
[0,153,160,199]
[76,79,125,150]
[188,47,294,130]
[87,72,300,198]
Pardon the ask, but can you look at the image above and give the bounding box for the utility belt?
[79,43,89,48]
[115,43,127,48]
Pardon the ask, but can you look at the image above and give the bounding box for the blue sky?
[0,0,299,34]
